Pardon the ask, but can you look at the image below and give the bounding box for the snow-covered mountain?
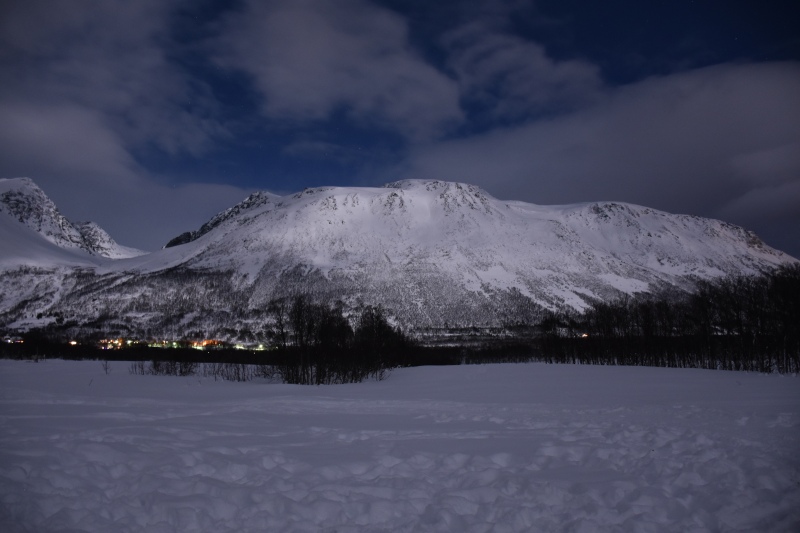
[0,178,144,260]
[134,179,791,307]
[0,178,795,340]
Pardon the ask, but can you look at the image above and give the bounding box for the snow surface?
[1,360,798,532]
[0,210,101,269]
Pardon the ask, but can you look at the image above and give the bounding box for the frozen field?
[1,360,798,532]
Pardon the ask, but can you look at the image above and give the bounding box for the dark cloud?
[214,0,463,140]
[0,101,141,186]
[397,62,800,256]
[0,0,224,155]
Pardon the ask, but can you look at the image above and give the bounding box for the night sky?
[1,0,798,257]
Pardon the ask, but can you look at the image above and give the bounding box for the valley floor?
[0,360,798,532]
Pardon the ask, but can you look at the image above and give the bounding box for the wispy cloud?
[0,0,224,156]
[443,22,602,121]
[214,0,463,140]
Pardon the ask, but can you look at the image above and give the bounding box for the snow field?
[1,360,798,532]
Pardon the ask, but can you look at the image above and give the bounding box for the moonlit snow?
[1,360,798,532]
[3,178,796,339]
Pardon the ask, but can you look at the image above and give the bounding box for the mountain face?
[164,191,278,248]
[0,178,795,341]
[0,178,144,260]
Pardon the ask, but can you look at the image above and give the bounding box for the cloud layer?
[215,0,463,140]
[0,0,797,256]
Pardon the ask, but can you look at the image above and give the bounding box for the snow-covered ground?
[1,360,798,532]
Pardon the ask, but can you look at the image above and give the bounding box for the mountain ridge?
[0,177,795,340]
[0,177,145,260]
[155,179,788,285]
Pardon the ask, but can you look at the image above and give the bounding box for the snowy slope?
[123,180,793,309]
[1,360,798,532]
[0,209,107,330]
[0,178,144,259]
[0,209,100,269]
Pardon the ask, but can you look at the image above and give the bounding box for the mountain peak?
[74,221,146,259]
[0,177,85,250]
[0,177,144,259]
[385,179,489,195]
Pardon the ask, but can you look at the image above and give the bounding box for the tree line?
[4,266,798,377]
[538,264,800,373]
[1,295,417,384]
